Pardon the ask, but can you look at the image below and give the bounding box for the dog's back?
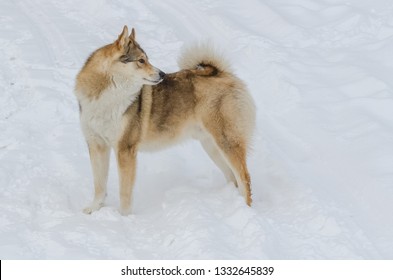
[140,44,256,150]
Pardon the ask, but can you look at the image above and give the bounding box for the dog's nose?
[159,71,166,79]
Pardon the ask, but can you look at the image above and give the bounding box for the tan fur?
[75,26,256,215]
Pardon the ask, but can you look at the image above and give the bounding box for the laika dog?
[75,26,255,215]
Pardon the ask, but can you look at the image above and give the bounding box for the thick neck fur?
[110,72,143,93]
[76,71,142,146]
[76,70,142,106]
[77,71,142,111]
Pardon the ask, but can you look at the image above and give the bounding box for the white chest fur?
[78,84,140,147]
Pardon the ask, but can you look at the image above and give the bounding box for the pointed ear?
[130,28,136,41]
[116,25,129,49]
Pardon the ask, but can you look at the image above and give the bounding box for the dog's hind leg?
[203,125,252,206]
[218,141,252,206]
[83,141,110,214]
[199,136,237,185]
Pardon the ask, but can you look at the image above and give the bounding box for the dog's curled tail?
[178,43,232,76]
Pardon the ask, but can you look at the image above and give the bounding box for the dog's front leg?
[83,142,110,214]
[116,144,137,216]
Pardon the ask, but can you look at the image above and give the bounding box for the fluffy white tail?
[177,43,232,73]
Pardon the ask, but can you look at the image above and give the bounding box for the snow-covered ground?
[1,0,393,259]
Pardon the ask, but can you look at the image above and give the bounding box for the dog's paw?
[83,202,103,215]
[119,207,132,216]
[83,207,94,215]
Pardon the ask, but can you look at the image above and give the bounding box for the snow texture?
[1,0,393,259]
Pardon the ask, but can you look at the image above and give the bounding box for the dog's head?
[107,26,165,85]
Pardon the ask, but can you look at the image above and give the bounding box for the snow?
[1,0,393,259]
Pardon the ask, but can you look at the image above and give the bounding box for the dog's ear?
[116,25,129,49]
[129,28,136,41]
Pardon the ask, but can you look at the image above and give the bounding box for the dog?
[75,26,256,215]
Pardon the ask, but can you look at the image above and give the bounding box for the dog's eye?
[138,59,145,64]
